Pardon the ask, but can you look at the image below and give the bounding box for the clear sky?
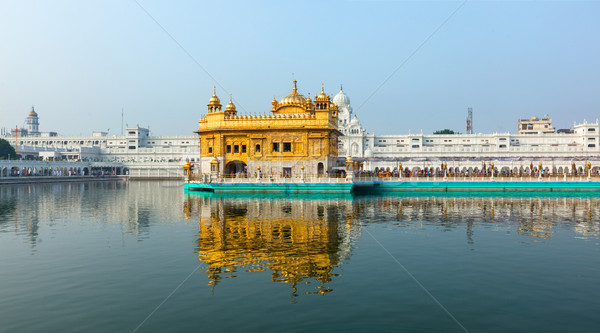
[1,0,599,136]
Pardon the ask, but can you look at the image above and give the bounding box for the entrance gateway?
[225,160,247,175]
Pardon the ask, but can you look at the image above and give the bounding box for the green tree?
[433,129,455,135]
[0,138,17,159]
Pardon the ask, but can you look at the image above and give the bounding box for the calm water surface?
[1,181,600,332]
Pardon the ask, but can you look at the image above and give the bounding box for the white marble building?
[4,90,600,178]
[331,87,600,175]
[1,110,198,178]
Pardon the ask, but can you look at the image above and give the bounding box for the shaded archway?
[225,160,247,176]
[317,162,324,176]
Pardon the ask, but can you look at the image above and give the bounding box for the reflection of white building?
[331,87,600,174]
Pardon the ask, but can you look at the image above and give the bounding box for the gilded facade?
[195,81,342,177]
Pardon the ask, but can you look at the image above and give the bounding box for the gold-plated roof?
[225,95,236,112]
[28,106,38,117]
[208,87,221,106]
[315,84,329,101]
[278,80,307,106]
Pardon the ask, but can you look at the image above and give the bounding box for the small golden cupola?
[225,95,237,116]
[314,84,331,110]
[207,87,222,113]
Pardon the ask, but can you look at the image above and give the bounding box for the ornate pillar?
[345,155,354,181]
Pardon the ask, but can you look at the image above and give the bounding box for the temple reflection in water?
[185,193,600,295]
[185,194,360,296]
[2,181,598,292]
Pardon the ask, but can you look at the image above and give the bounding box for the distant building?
[0,107,198,178]
[9,107,57,138]
[518,115,555,134]
[26,106,40,135]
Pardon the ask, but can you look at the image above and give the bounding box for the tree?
[0,138,17,159]
[433,129,455,135]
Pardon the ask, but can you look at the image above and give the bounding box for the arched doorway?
[317,162,324,176]
[351,142,359,155]
[225,160,247,177]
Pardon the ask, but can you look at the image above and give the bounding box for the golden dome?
[208,87,221,106]
[315,84,329,101]
[28,106,38,117]
[278,80,307,106]
[225,96,236,112]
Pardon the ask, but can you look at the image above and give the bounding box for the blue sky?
[1,0,599,136]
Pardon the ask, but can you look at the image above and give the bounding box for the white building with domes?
[331,86,600,175]
[3,85,600,178]
[333,86,367,158]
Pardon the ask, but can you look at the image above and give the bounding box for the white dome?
[364,148,373,157]
[333,86,350,107]
[350,115,360,126]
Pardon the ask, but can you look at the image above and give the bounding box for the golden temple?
[194,81,342,177]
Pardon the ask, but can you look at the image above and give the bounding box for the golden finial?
[340,83,343,91]
[321,83,324,94]
[293,80,297,93]
[213,86,216,95]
